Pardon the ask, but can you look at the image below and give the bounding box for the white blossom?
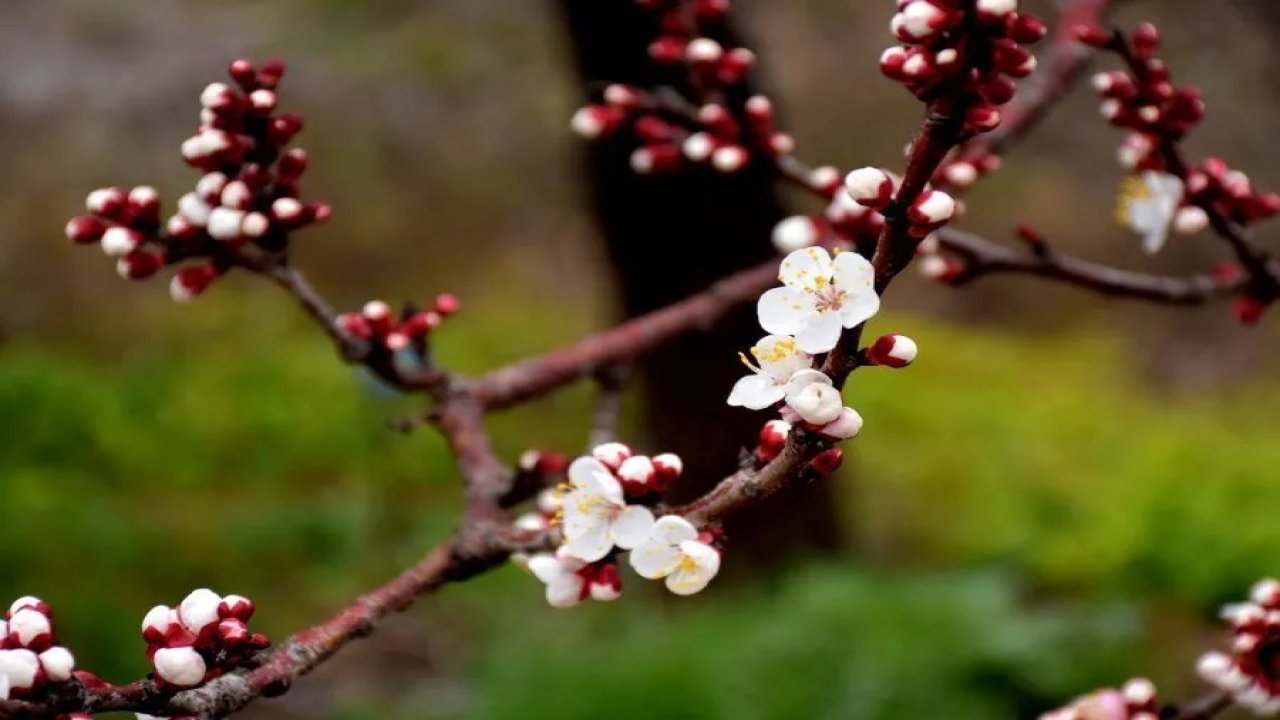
[527,551,590,608]
[629,516,720,596]
[177,589,223,634]
[727,335,814,409]
[783,369,844,425]
[1118,171,1183,254]
[758,247,880,353]
[559,457,655,562]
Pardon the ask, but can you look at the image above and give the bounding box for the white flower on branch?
[526,550,622,608]
[1117,171,1183,254]
[628,516,720,596]
[727,334,814,410]
[783,369,844,425]
[758,247,880,353]
[559,456,655,562]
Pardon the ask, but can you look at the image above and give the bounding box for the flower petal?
[758,287,813,336]
[567,456,613,491]
[652,515,699,545]
[628,541,683,579]
[838,287,880,328]
[562,519,613,562]
[778,247,833,291]
[526,553,567,584]
[545,575,585,608]
[794,311,843,354]
[832,250,874,294]
[665,542,721,595]
[1142,225,1170,255]
[610,505,656,550]
[784,368,832,396]
[727,374,786,409]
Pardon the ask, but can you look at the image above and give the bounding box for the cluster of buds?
[755,421,844,476]
[933,151,1002,191]
[638,0,751,85]
[65,58,330,302]
[1195,578,1280,714]
[881,0,1046,134]
[141,589,267,688]
[0,597,76,700]
[571,0,799,176]
[336,294,460,352]
[1040,678,1160,720]
[1082,23,1204,143]
[845,167,959,237]
[1184,159,1280,229]
[586,442,684,499]
[572,87,793,176]
[770,167,885,254]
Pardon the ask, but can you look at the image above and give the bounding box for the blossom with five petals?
[727,334,814,409]
[628,516,721,595]
[757,247,880,353]
[559,456,655,562]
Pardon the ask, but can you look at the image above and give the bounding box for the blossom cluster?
[142,589,267,688]
[522,443,721,607]
[1040,677,1160,720]
[728,243,919,453]
[1082,22,1279,257]
[0,597,76,700]
[881,0,1046,134]
[336,294,460,352]
[571,0,800,175]
[65,58,330,302]
[1195,578,1280,715]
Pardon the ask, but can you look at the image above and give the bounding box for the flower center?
[810,285,847,313]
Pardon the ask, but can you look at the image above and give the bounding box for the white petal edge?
[611,505,656,550]
[727,374,786,409]
[757,287,813,337]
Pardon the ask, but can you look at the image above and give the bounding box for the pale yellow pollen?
[1116,175,1152,226]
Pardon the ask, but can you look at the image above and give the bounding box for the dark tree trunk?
[554,0,841,563]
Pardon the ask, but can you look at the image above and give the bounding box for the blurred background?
[3,0,1280,717]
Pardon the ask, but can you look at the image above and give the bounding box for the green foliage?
[475,567,1138,720]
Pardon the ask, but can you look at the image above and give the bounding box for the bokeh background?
[3,0,1280,717]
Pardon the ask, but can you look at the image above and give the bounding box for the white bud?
[844,167,894,206]
[681,132,716,162]
[199,82,232,109]
[8,597,42,616]
[0,649,39,690]
[129,186,159,207]
[513,512,549,532]
[248,89,277,112]
[787,382,843,426]
[1173,206,1209,236]
[272,197,304,222]
[241,212,271,238]
[976,0,1017,17]
[591,442,631,470]
[686,38,724,63]
[918,253,953,280]
[1099,99,1122,120]
[809,165,840,190]
[178,193,213,226]
[771,216,818,253]
[652,453,683,477]
[101,227,140,257]
[178,588,223,634]
[899,1,947,40]
[86,189,117,214]
[912,190,956,224]
[570,107,604,139]
[7,609,51,647]
[206,207,246,241]
[629,147,655,174]
[142,605,174,636]
[616,456,655,485]
[1251,578,1280,605]
[152,646,207,687]
[196,172,228,202]
[220,180,253,210]
[943,162,978,188]
[362,300,391,321]
[536,488,561,514]
[935,48,958,66]
[38,646,74,682]
[1121,678,1156,706]
[712,145,748,172]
